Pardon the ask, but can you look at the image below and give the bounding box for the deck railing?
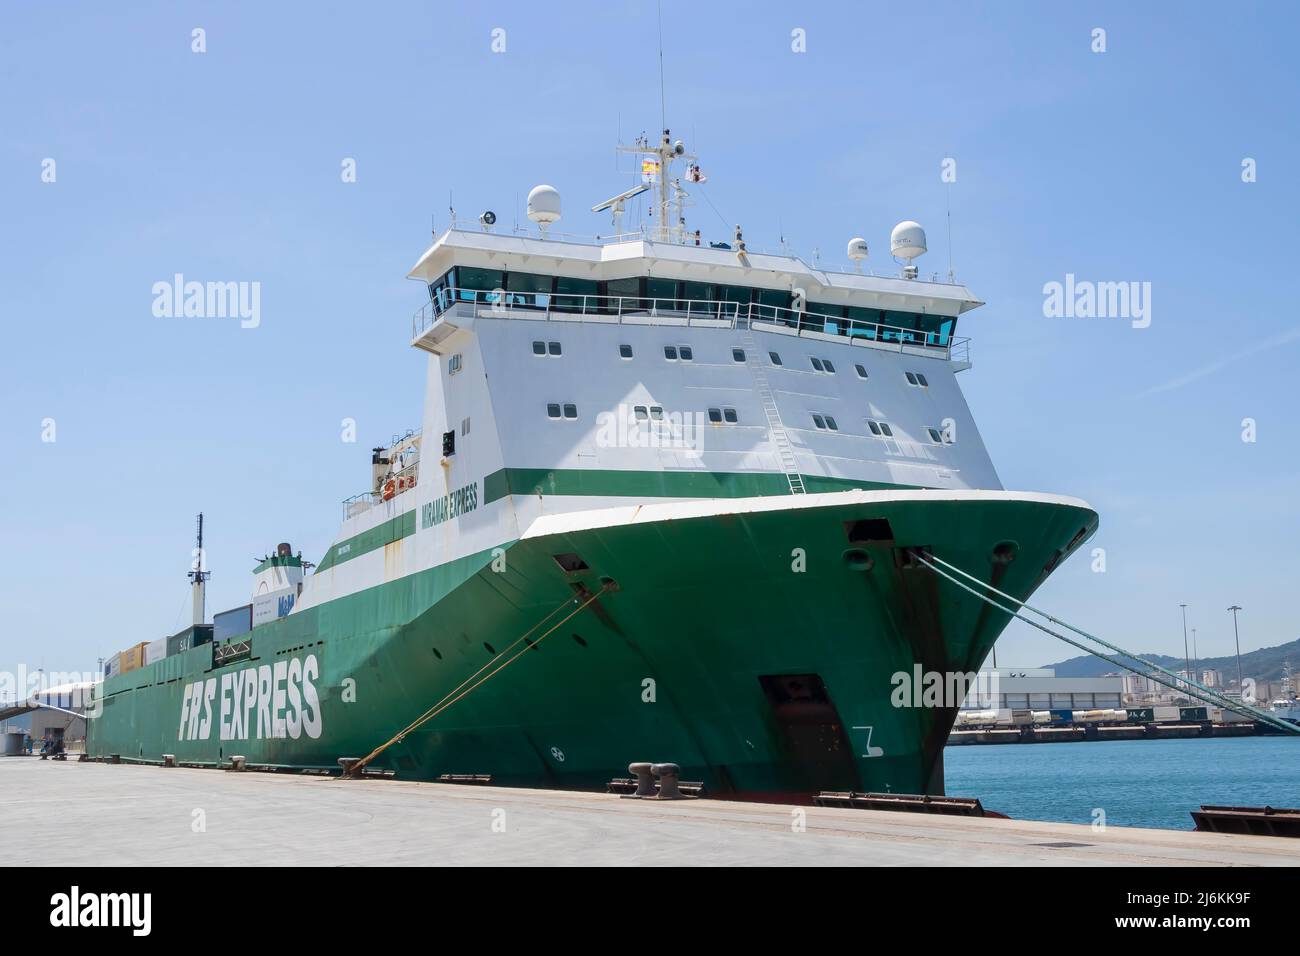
[412,288,970,362]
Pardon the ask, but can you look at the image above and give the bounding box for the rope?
[339,582,614,779]
[912,550,1300,736]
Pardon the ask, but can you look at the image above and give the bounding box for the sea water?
[943,735,1300,830]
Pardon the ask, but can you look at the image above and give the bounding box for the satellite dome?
[527,185,562,225]
[890,221,927,261]
[846,237,869,260]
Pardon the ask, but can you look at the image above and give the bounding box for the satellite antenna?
[527,185,562,238]
[890,221,927,279]
[187,513,210,627]
[847,237,869,273]
[592,183,651,234]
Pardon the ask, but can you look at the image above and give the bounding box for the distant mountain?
[1041,637,1300,682]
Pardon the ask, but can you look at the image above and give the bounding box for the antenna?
[592,183,651,234]
[657,0,667,133]
[187,513,210,627]
[945,181,955,282]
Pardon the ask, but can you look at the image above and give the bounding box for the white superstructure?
[294,130,1004,615]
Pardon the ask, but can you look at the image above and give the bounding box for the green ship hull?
[89,492,1096,799]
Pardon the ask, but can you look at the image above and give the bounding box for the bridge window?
[708,407,722,423]
[548,341,562,356]
[679,346,694,361]
[810,357,824,372]
[619,344,633,359]
[547,403,561,419]
[562,403,577,420]
[532,341,546,355]
[812,414,826,430]
[769,351,782,366]
[855,364,868,379]
[732,348,746,363]
[664,346,678,361]
[723,407,738,423]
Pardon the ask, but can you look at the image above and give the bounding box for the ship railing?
[433,224,967,283]
[414,289,970,362]
[341,462,420,521]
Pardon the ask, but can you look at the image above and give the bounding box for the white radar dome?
[846,237,869,260]
[527,185,562,225]
[889,221,927,261]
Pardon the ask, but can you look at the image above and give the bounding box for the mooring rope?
[913,550,1300,736]
[339,582,614,779]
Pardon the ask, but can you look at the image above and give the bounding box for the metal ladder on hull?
[741,321,805,495]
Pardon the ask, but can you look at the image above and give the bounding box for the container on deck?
[144,638,167,666]
[119,642,148,674]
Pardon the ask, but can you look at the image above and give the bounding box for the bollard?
[337,757,361,776]
[230,755,246,772]
[109,754,121,765]
[650,762,683,800]
[78,754,89,763]
[162,754,176,768]
[627,762,656,797]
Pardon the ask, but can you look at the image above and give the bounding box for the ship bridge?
[407,227,980,370]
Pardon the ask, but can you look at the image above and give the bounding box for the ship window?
[880,422,893,437]
[679,346,694,361]
[905,371,920,386]
[723,407,738,424]
[867,420,882,436]
[927,427,943,443]
[732,348,746,363]
[548,341,561,356]
[810,357,824,372]
[823,359,836,374]
[769,351,782,366]
[455,267,504,299]
[506,271,553,308]
[634,405,649,421]
[812,414,826,430]
[553,276,599,312]
[646,277,678,307]
[532,341,546,355]
[563,403,577,420]
[649,406,663,420]
[664,346,678,361]
[448,353,463,375]
[607,277,643,312]
[855,364,868,379]
[916,372,929,386]
[825,416,839,431]
[619,344,633,359]
[708,407,723,423]
[546,403,561,419]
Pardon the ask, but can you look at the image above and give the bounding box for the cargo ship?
[89,130,1097,799]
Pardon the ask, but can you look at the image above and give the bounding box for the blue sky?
[2,0,1297,680]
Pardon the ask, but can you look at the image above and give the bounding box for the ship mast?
[615,130,700,243]
[188,512,210,627]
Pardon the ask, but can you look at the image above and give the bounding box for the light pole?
[1180,603,1190,698]
[1192,628,1198,684]
[1228,606,1244,694]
